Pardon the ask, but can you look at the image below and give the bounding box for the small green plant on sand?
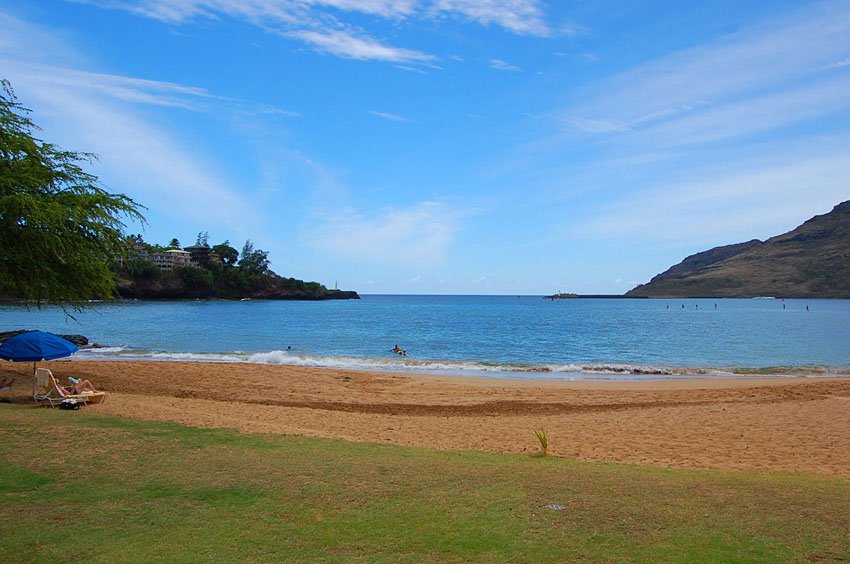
[534,430,549,455]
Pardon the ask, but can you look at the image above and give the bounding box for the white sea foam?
[70,346,719,379]
[149,352,246,363]
[74,348,246,364]
[76,346,130,355]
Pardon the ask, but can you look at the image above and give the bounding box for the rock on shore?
[0,330,89,346]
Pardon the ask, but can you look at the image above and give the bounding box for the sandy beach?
[3,360,850,477]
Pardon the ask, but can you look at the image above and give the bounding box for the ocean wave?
[71,347,743,379]
[149,352,246,363]
[71,345,847,379]
[75,347,247,364]
[76,346,132,355]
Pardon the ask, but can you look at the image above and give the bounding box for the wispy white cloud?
[394,64,428,74]
[90,0,549,33]
[558,2,850,144]
[634,74,850,148]
[509,1,850,275]
[307,201,466,267]
[14,75,257,231]
[0,11,267,231]
[10,61,214,110]
[564,117,628,133]
[287,28,434,62]
[572,153,850,247]
[529,2,850,195]
[304,0,417,18]
[254,103,302,118]
[73,0,551,62]
[429,0,548,35]
[490,58,521,72]
[820,57,850,70]
[82,0,419,22]
[0,11,88,67]
[368,109,413,122]
[72,0,429,62]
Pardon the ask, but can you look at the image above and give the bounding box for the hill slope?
[626,201,850,298]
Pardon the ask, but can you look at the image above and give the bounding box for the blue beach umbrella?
[0,331,79,366]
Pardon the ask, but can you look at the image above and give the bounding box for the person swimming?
[392,344,407,356]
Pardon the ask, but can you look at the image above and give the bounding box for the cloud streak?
[73,0,551,62]
[490,58,521,72]
[572,153,850,247]
[821,57,850,70]
[368,110,413,122]
[557,1,850,146]
[0,11,267,231]
[430,0,548,35]
[287,29,434,62]
[505,1,850,277]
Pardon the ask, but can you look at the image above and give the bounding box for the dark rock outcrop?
[0,330,89,346]
[626,201,850,298]
[115,269,360,301]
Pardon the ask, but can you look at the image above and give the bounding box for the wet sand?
[3,360,850,477]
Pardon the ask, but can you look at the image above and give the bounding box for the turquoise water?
[1,296,848,378]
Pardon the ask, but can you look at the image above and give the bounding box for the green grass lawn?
[1,405,848,562]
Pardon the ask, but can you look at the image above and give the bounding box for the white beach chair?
[33,368,106,407]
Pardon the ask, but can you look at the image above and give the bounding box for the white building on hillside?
[151,249,192,271]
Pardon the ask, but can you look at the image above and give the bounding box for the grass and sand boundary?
[1,361,849,560]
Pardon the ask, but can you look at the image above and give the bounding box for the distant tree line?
[113,232,330,300]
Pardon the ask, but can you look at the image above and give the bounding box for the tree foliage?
[212,240,238,266]
[175,265,214,298]
[112,232,344,300]
[238,240,270,275]
[125,257,159,280]
[0,80,145,309]
[195,231,210,247]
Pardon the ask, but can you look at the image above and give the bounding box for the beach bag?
[59,399,80,410]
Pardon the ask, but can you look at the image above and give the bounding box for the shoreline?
[70,349,850,381]
[3,360,849,477]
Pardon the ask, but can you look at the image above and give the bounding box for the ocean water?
[1,296,848,379]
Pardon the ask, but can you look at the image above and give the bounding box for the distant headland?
[113,233,360,301]
[625,200,850,299]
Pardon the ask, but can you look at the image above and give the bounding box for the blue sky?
[2,0,849,294]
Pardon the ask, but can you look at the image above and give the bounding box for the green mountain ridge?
[626,200,850,298]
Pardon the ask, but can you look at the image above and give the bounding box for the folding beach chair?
[33,368,106,407]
